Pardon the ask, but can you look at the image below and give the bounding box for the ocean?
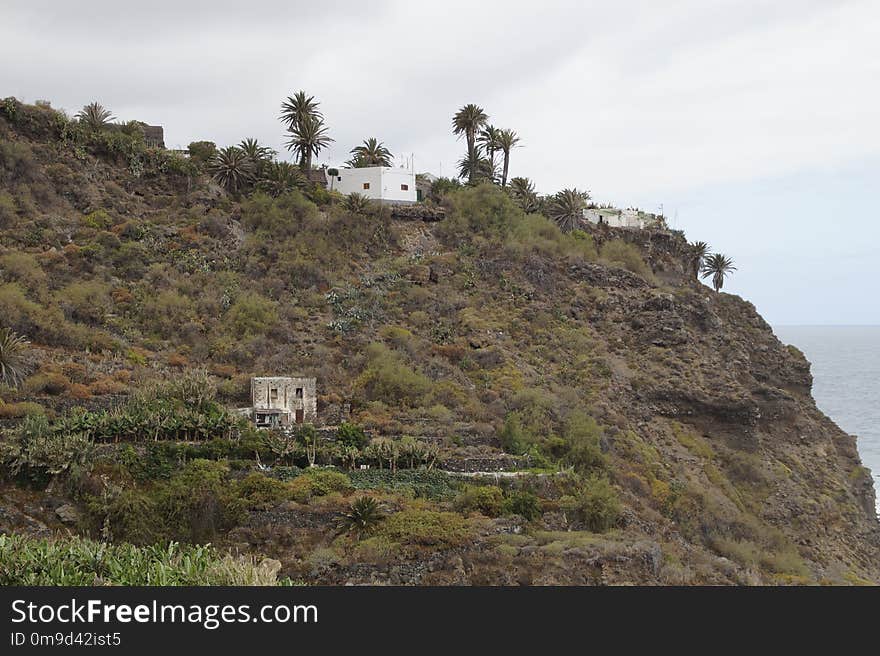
[774,326,880,513]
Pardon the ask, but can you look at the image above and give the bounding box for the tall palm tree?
[257,161,305,197]
[457,148,493,184]
[284,113,333,172]
[548,188,590,232]
[701,253,737,292]
[279,91,323,130]
[0,328,32,388]
[477,125,500,180]
[208,146,255,194]
[452,104,488,182]
[76,102,115,130]
[690,241,710,280]
[346,137,393,167]
[496,129,520,187]
[509,176,539,212]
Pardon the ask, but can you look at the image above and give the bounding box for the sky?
[1,0,878,325]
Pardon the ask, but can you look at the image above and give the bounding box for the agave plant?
[346,137,393,167]
[344,192,373,214]
[0,328,32,388]
[76,101,115,130]
[701,253,737,292]
[208,146,255,194]
[336,496,385,540]
[548,188,591,233]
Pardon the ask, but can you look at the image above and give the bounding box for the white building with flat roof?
[328,166,417,204]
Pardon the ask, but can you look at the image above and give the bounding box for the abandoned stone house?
[249,376,317,428]
[142,125,165,148]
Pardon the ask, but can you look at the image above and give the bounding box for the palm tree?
[239,138,275,164]
[279,91,323,130]
[701,253,736,292]
[336,496,384,540]
[76,102,115,130]
[284,113,333,172]
[477,125,500,180]
[346,137,393,167]
[509,177,539,212]
[257,161,305,197]
[548,188,591,232]
[208,146,255,194]
[0,328,32,388]
[457,148,493,184]
[690,241,710,280]
[452,104,488,182]
[496,129,520,187]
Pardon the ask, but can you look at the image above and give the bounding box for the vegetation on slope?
[0,97,876,586]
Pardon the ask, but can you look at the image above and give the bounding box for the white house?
[582,207,664,230]
[328,166,417,204]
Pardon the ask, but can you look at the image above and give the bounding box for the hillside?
[1,98,878,585]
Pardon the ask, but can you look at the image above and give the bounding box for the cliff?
[1,99,877,585]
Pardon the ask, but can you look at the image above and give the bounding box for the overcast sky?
[2,0,878,325]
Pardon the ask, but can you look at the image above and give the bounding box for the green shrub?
[150,459,246,543]
[499,413,527,454]
[348,468,460,500]
[561,475,620,532]
[455,485,504,517]
[379,509,474,548]
[241,190,319,237]
[503,490,542,520]
[599,240,651,277]
[336,422,369,449]
[287,468,353,503]
[438,183,525,244]
[235,472,293,509]
[0,414,92,488]
[357,342,431,406]
[225,293,279,337]
[561,412,606,472]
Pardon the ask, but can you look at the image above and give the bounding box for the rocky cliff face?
[1,100,877,585]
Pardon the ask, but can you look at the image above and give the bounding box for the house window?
[269,388,279,402]
[296,388,303,399]
[363,182,370,190]
[401,184,409,191]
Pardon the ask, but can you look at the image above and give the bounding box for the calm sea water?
[774,326,880,512]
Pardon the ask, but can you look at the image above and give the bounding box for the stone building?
[142,125,165,148]
[250,376,317,428]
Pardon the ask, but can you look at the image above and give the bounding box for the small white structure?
[250,376,317,428]
[328,166,417,204]
[582,207,664,230]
